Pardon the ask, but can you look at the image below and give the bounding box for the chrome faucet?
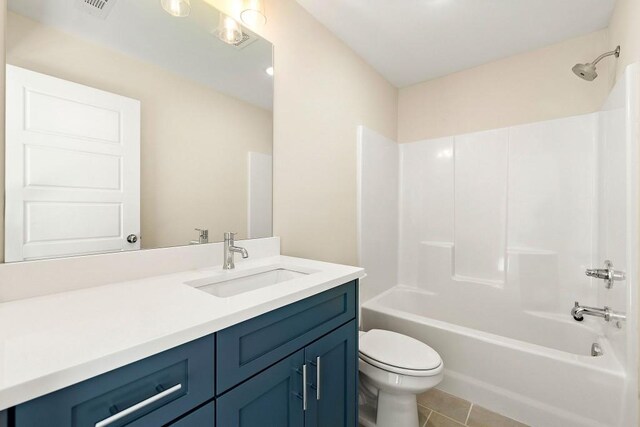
[190,228,209,245]
[571,301,626,324]
[223,232,249,270]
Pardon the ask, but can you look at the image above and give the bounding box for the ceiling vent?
[232,32,258,50]
[75,0,117,19]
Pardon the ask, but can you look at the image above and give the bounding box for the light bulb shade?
[161,0,190,17]
[217,13,243,45]
[241,0,267,27]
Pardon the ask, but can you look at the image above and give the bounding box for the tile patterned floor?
[360,388,529,427]
[418,389,529,427]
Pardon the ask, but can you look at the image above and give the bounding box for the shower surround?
[357,65,639,427]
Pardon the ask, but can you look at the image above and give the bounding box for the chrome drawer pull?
[302,364,308,411]
[309,357,321,400]
[316,356,321,400]
[95,383,182,427]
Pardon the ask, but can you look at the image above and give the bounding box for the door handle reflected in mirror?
[127,234,138,244]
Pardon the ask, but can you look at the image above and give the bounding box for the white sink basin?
[186,267,312,298]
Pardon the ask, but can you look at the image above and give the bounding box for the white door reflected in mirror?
[4,65,141,262]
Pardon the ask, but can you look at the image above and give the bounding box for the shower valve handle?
[585,260,625,289]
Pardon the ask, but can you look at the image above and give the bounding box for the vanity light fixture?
[217,12,244,45]
[265,66,274,76]
[240,0,267,27]
[161,0,191,17]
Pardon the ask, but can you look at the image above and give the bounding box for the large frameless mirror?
[3,0,273,262]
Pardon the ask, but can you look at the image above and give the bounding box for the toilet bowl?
[358,329,443,427]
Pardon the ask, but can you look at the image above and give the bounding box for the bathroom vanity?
[0,239,362,427]
[9,281,357,426]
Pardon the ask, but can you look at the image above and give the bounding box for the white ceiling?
[8,0,273,109]
[296,0,617,87]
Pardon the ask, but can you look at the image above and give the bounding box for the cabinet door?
[305,320,357,427]
[217,350,305,427]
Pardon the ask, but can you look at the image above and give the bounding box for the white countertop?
[0,255,364,410]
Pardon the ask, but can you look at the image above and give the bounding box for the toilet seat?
[359,329,442,377]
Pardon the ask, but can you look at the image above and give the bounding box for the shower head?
[572,62,598,81]
[572,46,620,81]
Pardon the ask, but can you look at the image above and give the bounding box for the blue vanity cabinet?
[304,320,357,427]
[215,320,358,427]
[216,282,357,394]
[216,281,359,427]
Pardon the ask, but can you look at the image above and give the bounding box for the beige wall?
[5,12,272,250]
[265,1,397,265]
[208,0,398,266]
[606,0,640,85]
[398,30,610,143]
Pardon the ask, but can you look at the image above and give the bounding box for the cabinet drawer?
[15,335,215,427]
[217,281,356,393]
[167,402,214,427]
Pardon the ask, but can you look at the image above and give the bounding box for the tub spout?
[571,301,626,323]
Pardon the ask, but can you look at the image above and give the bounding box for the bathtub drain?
[591,342,603,357]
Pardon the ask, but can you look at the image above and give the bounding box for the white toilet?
[358,329,443,427]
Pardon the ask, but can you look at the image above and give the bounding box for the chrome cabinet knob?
[126,234,138,244]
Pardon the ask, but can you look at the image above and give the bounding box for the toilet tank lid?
[359,329,442,371]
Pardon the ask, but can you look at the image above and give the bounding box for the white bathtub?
[361,286,629,427]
